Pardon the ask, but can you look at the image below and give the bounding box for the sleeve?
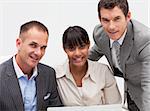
[103,66,122,104]
[48,68,63,107]
[139,41,150,111]
[88,25,104,61]
[89,44,104,61]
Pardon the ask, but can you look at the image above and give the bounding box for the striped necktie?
[111,41,122,72]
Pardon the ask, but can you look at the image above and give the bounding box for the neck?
[15,55,33,79]
[20,65,33,79]
[69,61,88,87]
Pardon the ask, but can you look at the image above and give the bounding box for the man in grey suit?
[89,0,150,111]
[0,21,62,111]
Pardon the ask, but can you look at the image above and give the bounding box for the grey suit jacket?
[0,58,63,111]
[89,19,150,111]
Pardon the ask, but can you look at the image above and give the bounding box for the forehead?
[27,27,48,35]
[100,6,124,19]
[22,27,48,44]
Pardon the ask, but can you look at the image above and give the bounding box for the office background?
[0,0,149,66]
[0,0,149,102]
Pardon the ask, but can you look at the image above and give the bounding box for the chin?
[29,62,38,68]
[74,62,85,67]
[110,36,119,40]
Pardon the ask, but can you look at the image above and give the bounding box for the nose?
[74,48,81,56]
[34,47,42,56]
[109,21,115,30]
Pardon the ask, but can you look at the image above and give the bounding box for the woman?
[55,26,121,106]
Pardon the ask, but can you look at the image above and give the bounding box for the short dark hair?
[62,26,90,49]
[98,0,129,18]
[19,20,49,36]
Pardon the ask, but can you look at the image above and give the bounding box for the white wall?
[0,0,149,104]
[0,0,149,66]
[0,0,99,65]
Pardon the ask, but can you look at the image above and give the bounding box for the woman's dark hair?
[62,26,90,49]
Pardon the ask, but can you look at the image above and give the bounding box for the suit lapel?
[36,64,45,110]
[120,21,134,75]
[5,58,24,111]
[100,33,113,69]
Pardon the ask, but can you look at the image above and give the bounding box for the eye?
[29,43,37,48]
[114,16,121,22]
[68,47,76,51]
[101,18,109,23]
[79,44,86,49]
[40,46,47,51]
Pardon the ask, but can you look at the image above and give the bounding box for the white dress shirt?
[55,59,121,106]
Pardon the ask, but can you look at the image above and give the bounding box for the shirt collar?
[56,59,71,79]
[13,56,38,79]
[64,59,76,81]
[110,29,127,48]
[57,59,96,83]
[85,59,97,83]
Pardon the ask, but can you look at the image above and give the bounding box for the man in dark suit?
[89,0,150,111]
[0,21,62,111]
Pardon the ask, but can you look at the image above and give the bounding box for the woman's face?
[64,44,90,68]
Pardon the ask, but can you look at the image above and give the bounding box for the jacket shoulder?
[38,63,54,70]
[37,63,55,76]
[93,24,108,42]
[131,20,150,49]
[93,24,103,37]
[0,58,13,76]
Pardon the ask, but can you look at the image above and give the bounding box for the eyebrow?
[101,17,109,20]
[101,15,121,21]
[29,41,38,45]
[29,41,47,48]
[114,16,121,19]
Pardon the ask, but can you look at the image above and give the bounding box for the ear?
[16,38,22,50]
[126,11,131,22]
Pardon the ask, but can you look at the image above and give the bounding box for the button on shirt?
[13,57,38,111]
[55,59,121,106]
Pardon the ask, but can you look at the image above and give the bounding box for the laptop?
[47,104,122,111]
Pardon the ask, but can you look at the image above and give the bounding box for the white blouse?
[55,59,121,106]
